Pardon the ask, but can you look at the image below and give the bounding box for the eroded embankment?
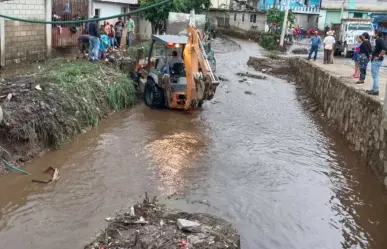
[0,59,136,175]
[289,58,386,185]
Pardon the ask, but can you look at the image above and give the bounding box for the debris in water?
[105,217,114,222]
[0,106,3,123]
[35,84,42,91]
[236,72,266,80]
[85,195,240,249]
[2,159,30,175]
[244,91,254,95]
[218,76,229,82]
[130,206,135,216]
[6,93,12,101]
[31,166,59,184]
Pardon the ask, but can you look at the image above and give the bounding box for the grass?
[127,42,151,59]
[4,58,136,149]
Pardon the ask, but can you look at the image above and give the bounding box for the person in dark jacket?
[366,30,387,95]
[88,16,101,62]
[356,32,373,84]
[77,35,90,58]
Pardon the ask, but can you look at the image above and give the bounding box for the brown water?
[1,38,387,249]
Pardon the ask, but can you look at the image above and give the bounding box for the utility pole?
[340,0,345,20]
[279,0,290,47]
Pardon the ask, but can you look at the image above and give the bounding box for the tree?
[140,0,211,33]
[266,7,295,32]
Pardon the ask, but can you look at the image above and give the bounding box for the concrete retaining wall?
[289,57,387,185]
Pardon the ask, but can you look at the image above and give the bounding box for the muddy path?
[0,38,387,249]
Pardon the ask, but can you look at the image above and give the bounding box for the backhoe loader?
[133,11,219,110]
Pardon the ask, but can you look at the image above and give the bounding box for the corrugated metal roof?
[152,35,188,44]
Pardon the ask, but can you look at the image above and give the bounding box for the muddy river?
[1,39,387,249]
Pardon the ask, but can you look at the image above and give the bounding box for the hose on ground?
[0,0,171,24]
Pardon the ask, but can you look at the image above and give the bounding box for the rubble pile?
[85,196,240,249]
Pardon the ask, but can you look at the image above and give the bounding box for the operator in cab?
[168,51,183,69]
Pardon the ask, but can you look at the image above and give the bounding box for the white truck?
[333,18,375,58]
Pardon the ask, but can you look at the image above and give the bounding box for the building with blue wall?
[258,0,320,11]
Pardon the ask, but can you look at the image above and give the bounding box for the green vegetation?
[140,0,211,33]
[266,8,295,31]
[259,34,280,51]
[4,59,136,149]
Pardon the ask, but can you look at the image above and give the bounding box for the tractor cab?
[149,35,188,93]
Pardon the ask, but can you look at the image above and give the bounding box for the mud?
[0,59,135,175]
[86,196,240,249]
[291,48,309,54]
[247,56,293,80]
[1,38,387,249]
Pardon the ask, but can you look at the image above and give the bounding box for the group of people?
[352,31,386,95]
[307,30,387,96]
[78,15,136,62]
[286,26,319,43]
[307,30,336,64]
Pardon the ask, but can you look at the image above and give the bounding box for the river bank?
[0,59,136,175]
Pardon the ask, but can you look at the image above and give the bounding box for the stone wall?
[289,58,387,186]
[3,0,46,65]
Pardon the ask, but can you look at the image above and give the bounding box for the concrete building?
[258,0,321,29]
[0,0,50,66]
[318,0,387,30]
[211,0,232,9]
[258,0,321,10]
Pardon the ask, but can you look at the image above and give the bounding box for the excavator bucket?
[167,12,206,35]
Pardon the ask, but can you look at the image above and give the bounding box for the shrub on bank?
[259,34,280,51]
[1,59,136,155]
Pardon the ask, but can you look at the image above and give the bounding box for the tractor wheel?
[144,78,165,109]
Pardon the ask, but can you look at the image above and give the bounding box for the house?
[258,0,321,29]
[91,0,152,40]
[0,0,49,66]
[318,0,387,30]
[258,0,321,10]
[211,0,232,9]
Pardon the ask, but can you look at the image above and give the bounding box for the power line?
[0,0,171,25]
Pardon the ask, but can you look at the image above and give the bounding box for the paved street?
[289,39,387,102]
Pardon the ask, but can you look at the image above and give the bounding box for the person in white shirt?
[323,31,335,64]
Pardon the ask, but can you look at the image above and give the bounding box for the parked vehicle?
[333,18,375,58]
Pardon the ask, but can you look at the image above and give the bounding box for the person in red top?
[295,26,301,41]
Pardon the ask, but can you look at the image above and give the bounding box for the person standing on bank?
[307,31,321,61]
[323,31,335,64]
[366,30,387,96]
[356,32,372,85]
[114,17,124,48]
[88,16,101,62]
[126,15,135,48]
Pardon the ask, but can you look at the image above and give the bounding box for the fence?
[52,0,89,48]
[268,5,320,14]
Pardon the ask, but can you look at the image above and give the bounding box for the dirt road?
[0,38,387,249]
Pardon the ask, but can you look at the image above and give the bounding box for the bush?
[259,34,280,51]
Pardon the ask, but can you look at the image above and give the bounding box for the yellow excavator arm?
[183,22,219,110]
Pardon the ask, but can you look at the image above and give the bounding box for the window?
[250,14,256,23]
[353,12,363,18]
[234,13,237,21]
[242,13,245,22]
[94,8,100,18]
